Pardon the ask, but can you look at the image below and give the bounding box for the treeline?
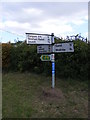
[2,40,89,80]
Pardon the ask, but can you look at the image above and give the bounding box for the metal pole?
[51,33,55,88]
[52,55,55,88]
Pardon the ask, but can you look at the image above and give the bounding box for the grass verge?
[2,72,88,118]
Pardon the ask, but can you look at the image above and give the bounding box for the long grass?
[2,72,88,118]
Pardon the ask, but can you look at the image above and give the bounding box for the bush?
[2,40,88,80]
[2,43,11,71]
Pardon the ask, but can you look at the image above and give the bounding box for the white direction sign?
[37,45,52,53]
[54,42,74,53]
[26,33,52,44]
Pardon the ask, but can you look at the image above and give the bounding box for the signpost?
[26,33,52,44]
[26,32,74,89]
[37,45,52,53]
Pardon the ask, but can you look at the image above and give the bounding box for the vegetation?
[2,39,89,118]
[2,39,89,80]
[2,72,88,118]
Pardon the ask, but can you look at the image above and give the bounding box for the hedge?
[2,40,89,80]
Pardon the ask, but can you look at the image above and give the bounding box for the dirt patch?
[40,87,64,102]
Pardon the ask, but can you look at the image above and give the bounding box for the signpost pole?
[51,33,55,89]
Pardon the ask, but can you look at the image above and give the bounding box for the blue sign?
[52,62,55,71]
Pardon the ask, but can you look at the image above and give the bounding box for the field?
[2,72,88,118]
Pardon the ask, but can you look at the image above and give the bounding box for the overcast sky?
[0,2,88,43]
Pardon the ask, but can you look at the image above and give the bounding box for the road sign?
[40,55,51,61]
[54,42,74,53]
[37,45,52,53]
[26,33,52,44]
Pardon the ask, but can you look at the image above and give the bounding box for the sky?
[0,1,89,43]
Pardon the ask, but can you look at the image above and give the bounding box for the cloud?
[1,2,88,39]
[0,22,4,29]
[36,19,73,35]
[4,21,31,29]
[1,18,73,36]
[1,2,88,22]
[63,9,88,25]
[23,8,43,16]
[1,21,32,35]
